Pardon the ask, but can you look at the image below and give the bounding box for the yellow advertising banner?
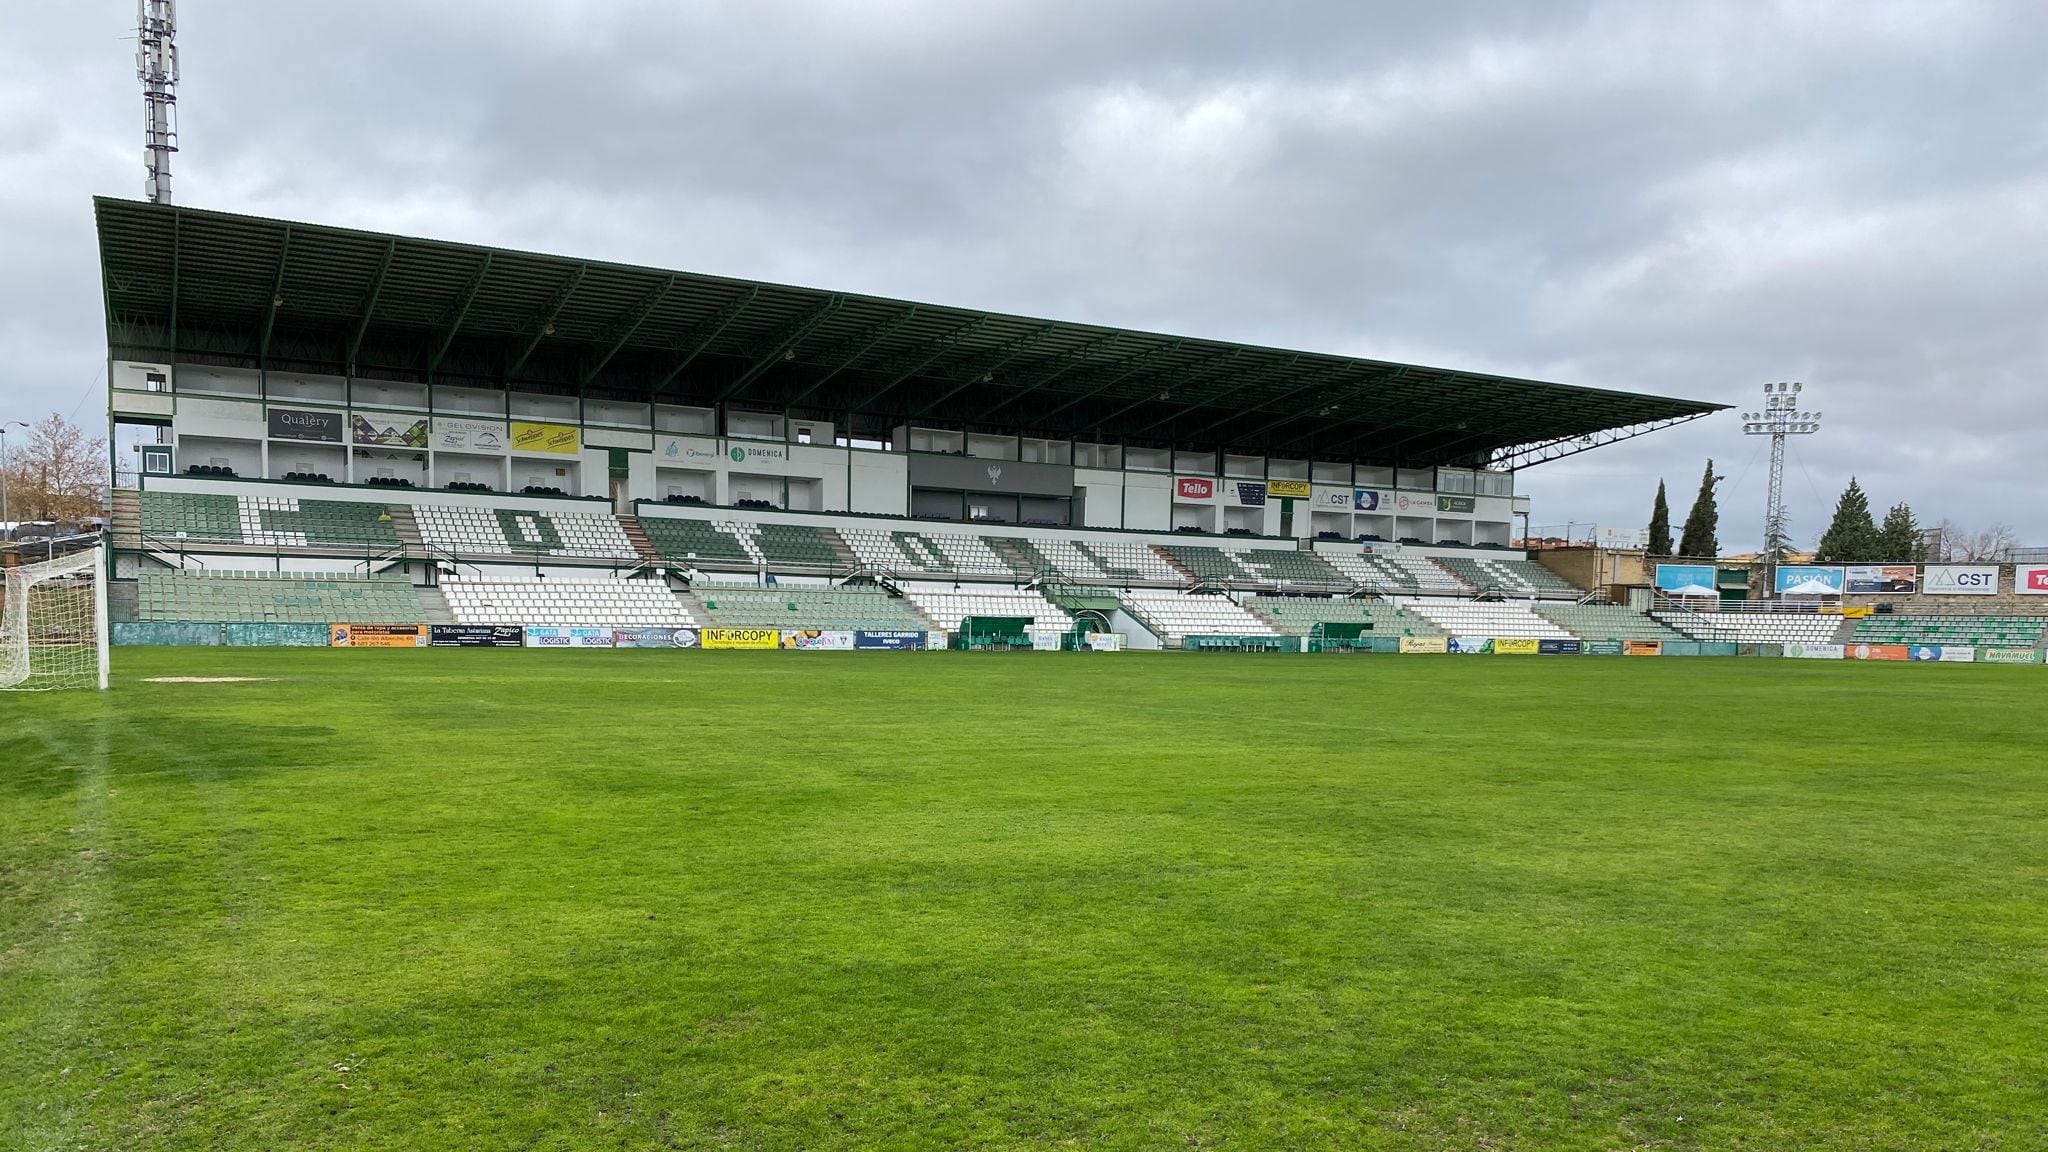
[1841,606,1873,618]
[329,623,428,648]
[1623,639,1664,656]
[510,421,581,456]
[699,628,780,650]
[1493,637,1541,655]
[1265,479,1312,499]
[1398,636,1448,654]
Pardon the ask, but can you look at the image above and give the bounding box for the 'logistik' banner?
[430,625,524,647]
[523,626,613,648]
[854,630,925,650]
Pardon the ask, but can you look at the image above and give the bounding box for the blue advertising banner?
[1234,482,1268,507]
[523,626,614,648]
[1447,637,1495,654]
[1352,489,1384,511]
[854,630,926,650]
[1654,564,1718,598]
[1537,638,1583,654]
[1775,565,1846,595]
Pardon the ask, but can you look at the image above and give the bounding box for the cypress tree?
[1815,477,1879,563]
[1676,459,1719,559]
[1646,480,1672,555]
[1877,501,1920,562]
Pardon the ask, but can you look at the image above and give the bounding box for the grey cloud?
[3,0,2043,547]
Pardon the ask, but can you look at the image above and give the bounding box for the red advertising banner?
[1175,477,1214,500]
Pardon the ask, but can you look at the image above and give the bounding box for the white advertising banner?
[433,417,508,454]
[2016,564,2048,596]
[1784,642,1846,660]
[654,435,724,468]
[1309,487,1352,511]
[1922,565,2000,596]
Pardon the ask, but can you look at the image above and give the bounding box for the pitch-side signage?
[1922,565,1999,596]
[2018,565,2048,596]
[1175,477,1214,500]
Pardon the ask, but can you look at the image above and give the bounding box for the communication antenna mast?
[137,0,179,204]
[1741,382,1821,593]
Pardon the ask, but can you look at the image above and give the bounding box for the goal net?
[1,545,110,691]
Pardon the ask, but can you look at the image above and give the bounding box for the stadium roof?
[95,198,1723,468]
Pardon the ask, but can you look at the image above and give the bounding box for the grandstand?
[93,199,1767,651]
[1406,599,1574,640]
[136,570,423,624]
[1655,610,1843,646]
[1848,614,2048,648]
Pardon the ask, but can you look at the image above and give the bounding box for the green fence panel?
[112,622,222,646]
[224,623,331,647]
[1697,642,1740,657]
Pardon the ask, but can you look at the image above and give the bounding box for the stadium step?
[415,584,455,626]
[1155,546,1200,585]
[385,504,424,549]
[110,487,143,550]
[987,536,1042,578]
[616,515,662,565]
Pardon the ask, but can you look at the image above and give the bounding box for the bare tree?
[2,412,108,524]
[1932,518,2017,562]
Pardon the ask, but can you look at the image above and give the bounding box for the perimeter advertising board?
[613,627,700,648]
[1922,565,1999,596]
[699,628,779,650]
[1585,640,1625,655]
[1845,565,1919,594]
[1623,640,1664,656]
[1654,564,1718,598]
[853,631,925,650]
[1909,645,1976,663]
[1847,644,1910,661]
[1493,638,1541,655]
[781,630,856,650]
[1774,566,1845,596]
[1398,636,1448,654]
[429,625,524,647]
[1537,638,1583,654]
[1784,642,1846,659]
[1447,637,1494,654]
[330,623,428,647]
[1980,648,2042,664]
[523,626,613,648]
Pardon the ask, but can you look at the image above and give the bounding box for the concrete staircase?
[109,488,143,550]
[617,514,661,564]
[385,504,425,549]
[987,536,1042,579]
[415,585,454,626]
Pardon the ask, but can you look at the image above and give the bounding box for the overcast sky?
[4,1,2043,549]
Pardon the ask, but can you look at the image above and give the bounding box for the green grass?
[4,649,2046,1150]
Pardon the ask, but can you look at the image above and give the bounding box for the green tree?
[1676,459,1719,559]
[1815,477,1879,563]
[1876,502,1920,562]
[1646,480,1672,555]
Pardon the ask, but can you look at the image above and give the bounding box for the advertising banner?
[1908,645,1977,663]
[1435,495,1476,513]
[352,413,430,447]
[655,435,724,466]
[1234,482,1268,507]
[613,626,700,649]
[1847,643,1910,661]
[432,417,508,454]
[1537,638,1583,655]
[1448,637,1494,654]
[1311,488,1352,510]
[523,626,613,648]
[268,407,345,443]
[1265,479,1312,499]
[1585,639,1625,655]
[699,627,779,650]
[2017,564,2048,596]
[1398,636,1448,654]
[510,421,581,456]
[854,630,925,650]
[1654,564,1719,598]
[330,623,428,647]
[1030,632,1063,651]
[1845,564,1919,594]
[1774,565,1845,596]
[1493,637,1541,655]
[1086,633,1124,652]
[1980,647,2043,665]
[1623,640,1664,656]
[1922,565,1999,596]
[1175,477,1214,500]
[1784,642,1846,659]
[429,624,524,647]
[780,630,855,650]
[1353,489,1386,511]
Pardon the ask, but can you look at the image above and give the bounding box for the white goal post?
[1,544,110,691]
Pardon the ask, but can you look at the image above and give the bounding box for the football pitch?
[4,649,2044,1150]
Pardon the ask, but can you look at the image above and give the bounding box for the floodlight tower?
[137,0,179,204]
[1741,381,1821,591]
